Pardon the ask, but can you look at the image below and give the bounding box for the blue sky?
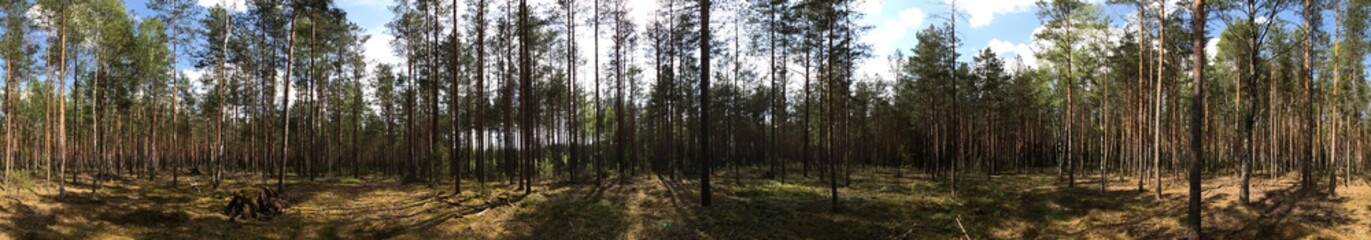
[856,0,1058,78]
[116,0,1084,81]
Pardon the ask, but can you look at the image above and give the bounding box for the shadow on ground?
[1,170,1368,239]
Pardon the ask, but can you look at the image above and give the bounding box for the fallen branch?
[955,215,971,240]
[893,227,916,239]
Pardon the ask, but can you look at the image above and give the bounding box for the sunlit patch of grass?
[733,180,820,200]
[336,177,363,184]
[4,169,36,190]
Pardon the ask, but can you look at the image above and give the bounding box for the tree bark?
[452,0,463,194]
[1188,1,1206,238]
[699,0,713,207]
[1302,0,1314,191]
[280,0,299,193]
[57,3,69,198]
[1154,0,1165,200]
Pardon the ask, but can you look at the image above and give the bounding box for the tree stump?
[223,186,289,221]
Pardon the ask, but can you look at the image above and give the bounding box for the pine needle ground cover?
[0,169,1367,239]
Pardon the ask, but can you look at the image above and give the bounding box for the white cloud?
[1012,23,1123,70]
[183,69,206,82]
[628,0,660,27]
[858,0,885,16]
[197,0,246,12]
[860,7,925,81]
[954,0,1109,28]
[987,38,1039,68]
[1131,0,1183,16]
[181,69,209,97]
[28,4,54,34]
[954,0,1037,28]
[869,8,925,55]
[1206,37,1219,61]
[365,30,400,67]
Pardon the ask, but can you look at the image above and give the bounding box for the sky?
[124,0,394,81]
[117,0,1087,82]
[117,0,1366,87]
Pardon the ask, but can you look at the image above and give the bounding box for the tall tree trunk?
[214,6,231,190]
[4,54,11,187]
[429,0,440,187]
[565,0,577,184]
[1188,1,1207,238]
[1239,0,1260,205]
[594,0,603,186]
[280,0,299,193]
[1302,0,1314,191]
[1329,0,1343,196]
[452,0,463,194]
[92,48,102,194]
[407,19,418,183]
[476,0,487,185]
[309,12,320,183]
[57,3,69,198]
[949,0,962,194]
[803,41,811,179]
[614,3,626,185]
[769,3,778,180]
[699,0,713,207]
[519,0,532,195]
[1154,0,1165,200]
[1063,0,1074,189]
[826,12,838,212]
[1137,3,1147,192]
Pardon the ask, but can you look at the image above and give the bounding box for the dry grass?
[0,169,1367,239]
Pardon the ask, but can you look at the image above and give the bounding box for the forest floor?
[0,168,1368,239]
